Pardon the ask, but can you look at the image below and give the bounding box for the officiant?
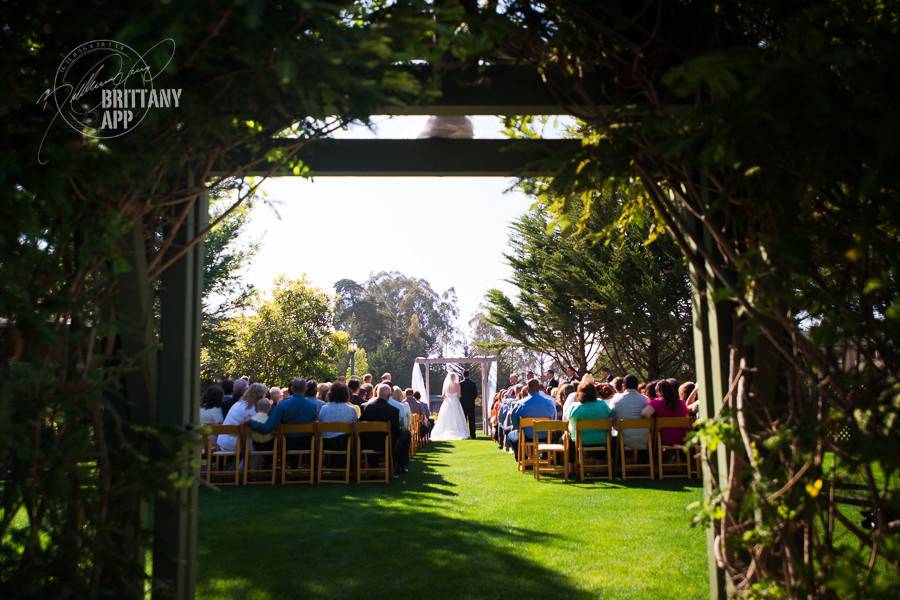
[460,370,478,439]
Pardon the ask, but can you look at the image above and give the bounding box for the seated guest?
[645,380,659,401]
[221,377,247,421]
[611,374,650,450]
[249,397,274,451]
[219,378,234,413]
[389,386,411,431]
[268,386,283,406]
[200,385,225,426]
[559,381,578,421]
[568,380,613,471]
[642,379,690,445]
[506,379,557,451]
[247,378,318,451]
[361,383,375,402]
[317,382,331,403]
[597,382,615,408]
[318,382,358,464]
[405,388,431,436]
[348,378,365,408]
[413,390,432,422]
[361,383,410,475]
[611,376,625,396]
[680,381,699,413]
[218,382,266,452]
[306,380,325,413]
[503,374,520,399]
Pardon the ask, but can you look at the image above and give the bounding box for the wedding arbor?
[411,356,497,435]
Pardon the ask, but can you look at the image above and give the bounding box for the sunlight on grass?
[196,437,707,599]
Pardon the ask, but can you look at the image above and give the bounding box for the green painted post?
[153,187,205,600]
[686,206,731,600]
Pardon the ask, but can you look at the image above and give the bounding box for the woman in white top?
[217,382,266,452]
[199,385,225,425]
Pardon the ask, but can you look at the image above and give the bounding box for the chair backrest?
[575,418,612,433]
[280,422,316,435]
[533,420,567,434]
[355,421,390,434]
[617,418,652,431]
[317,422,354,435]
[519,417,551,441]
[207,424,241,436]
[655,417,692,430]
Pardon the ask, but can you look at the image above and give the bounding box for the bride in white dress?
[430,372,471,441]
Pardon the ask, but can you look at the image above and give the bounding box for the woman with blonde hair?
[217,381,267,452]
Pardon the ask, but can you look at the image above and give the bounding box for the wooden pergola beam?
[415,356,497,365]
[219,139,580,177]
[374,65,607,115]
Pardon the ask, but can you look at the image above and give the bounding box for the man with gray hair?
[221,377,248,419]
[360,382,411,474]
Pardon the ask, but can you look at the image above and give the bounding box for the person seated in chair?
[319,382,358,468]
[641,379,689,446]
[611,373,651,455]
[361,383,411,475]
[405,388,431,436]
[567,380,612,473]
[505,379,557,453]
[247,378,318,454]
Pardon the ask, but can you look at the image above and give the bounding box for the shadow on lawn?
[197,443,594,599]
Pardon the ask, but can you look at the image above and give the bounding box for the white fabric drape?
[483,361,498,434]
[411,362,428,403]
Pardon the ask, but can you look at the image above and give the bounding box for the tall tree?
[496,2,900,596]
[228,276,348,386]
[334,271,458,386]
[468,309,541,385]
[200,186,259,381]
[485,210,603,375]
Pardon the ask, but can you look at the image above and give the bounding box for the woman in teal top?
[568,381,612,446]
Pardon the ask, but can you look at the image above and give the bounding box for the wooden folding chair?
[575,419,613,481]
[533,420,569,481]
[205,425,242,485]
[656,417,693,479]
[617,418,655,479]
[243,429,279,485]
[409,412,420,456]
[280,423,316,484]
[317,423,353,484]
[517,417,548,473]
[355,421,392,483]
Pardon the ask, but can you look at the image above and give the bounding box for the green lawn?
[197,436,708,599]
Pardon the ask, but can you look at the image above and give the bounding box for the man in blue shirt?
[247,377,318,450]
[506,378,557,450]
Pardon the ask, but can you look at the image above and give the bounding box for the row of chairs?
[204,421,395,485]
[515,417,698,482]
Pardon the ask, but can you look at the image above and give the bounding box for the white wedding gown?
[430,392,470,441]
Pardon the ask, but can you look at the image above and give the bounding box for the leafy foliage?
[226,277,348,386]
[494,1,900,597]
[485,203,692,380]
[334,272,459,387]
[1,1,481,595]
[200,186,260,382]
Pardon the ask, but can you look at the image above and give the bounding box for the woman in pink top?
[641,379,689,445]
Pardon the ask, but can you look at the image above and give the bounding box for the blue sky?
[237,116,564,334]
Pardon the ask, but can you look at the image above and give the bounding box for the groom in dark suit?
[459,370,478,439]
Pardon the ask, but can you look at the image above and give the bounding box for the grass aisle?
[197,437,708,599]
